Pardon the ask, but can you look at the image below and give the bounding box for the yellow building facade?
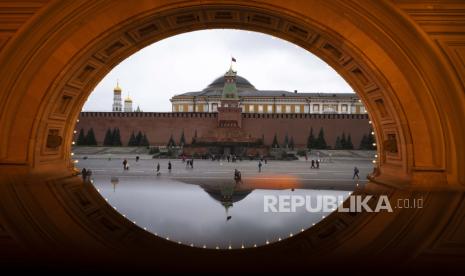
[170,74,366,114]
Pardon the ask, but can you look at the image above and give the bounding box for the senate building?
[169,73,366,114]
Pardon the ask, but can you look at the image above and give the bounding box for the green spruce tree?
[76,129,86,146]
[340,132,347,149]
[335,136,342,149]
[103,128,113,146]
[307,127,316,149]
[191,129,197,144]
[316,128,327,149]
[128,131,137,146]
[284,133,289,148]
[140,133,149,147]
[359,134,367,149]
[112,128,122,146]
[179,130,186,146]
[167,134,176,148]
[346,134,354,149]
[135,131,143,146]
[271,133,280,148]
[85,128,97,146]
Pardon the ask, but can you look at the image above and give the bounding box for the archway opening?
[73,29,376,249]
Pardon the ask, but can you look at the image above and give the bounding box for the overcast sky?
[82,29,353,112]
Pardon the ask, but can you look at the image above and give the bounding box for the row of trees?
[103,128,122,146]
[76,128,150,146]
[76,128,97,146]
[334,132,354,150]
[76,127,375,149]
[359,132,376,150]
[167,130,198,148]
[306,128,327,149]
[271,133,296,149]
[127,131,150,146]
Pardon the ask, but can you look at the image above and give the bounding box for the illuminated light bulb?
[71,152,74,156]
[122,214,126,217]
[289,233,293,237]
[358,100,362,103]
[72,141,75,145]
[278,237,282,241]
[254,244,257,248]
[104,198,108,201]
[371,131,375,135]
[372,160,377,164]
[266,240,269,245]
[228,245,232,250]
[369,121,372,124]
[356,183,359,187]
[312,223,315,226]
[372,143,376,146]
[143,227,147,230]
[216,246,219,250]
[133,221,136,224]
[166,237,170,240]
[301,228,304,232]
[375,154,378,158]
[178,241,181,244]
[190,244,194,247]
[76,119,79,122]
[97,189,100,192]
[154,233,158,236]
[74,160,79,163]
[203,245,206,249]
[322,215,325,219]
[73,130,77,134]
[241,245,245,249]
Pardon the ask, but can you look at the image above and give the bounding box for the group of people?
[155,161,172,176]
[310,159,320,169]
[81,168,92,181]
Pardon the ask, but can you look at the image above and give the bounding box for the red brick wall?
[75,112,371,149]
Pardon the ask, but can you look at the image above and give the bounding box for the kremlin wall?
[76,68,371,150]
[76,111,370,149]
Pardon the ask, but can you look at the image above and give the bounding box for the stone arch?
[0,1,461,188]
[0,1,464,270]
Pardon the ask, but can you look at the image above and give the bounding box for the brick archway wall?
[0,1,462,188]
[0,0,464,271]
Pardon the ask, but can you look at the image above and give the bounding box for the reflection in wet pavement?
[94,175,351,248]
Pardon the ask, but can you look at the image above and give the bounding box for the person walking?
[311,160,315,169]
[122,159,128,170]
[316,159,320,169]
[168,161,172,173]
[156,163,160,176]
[353,166,360,179]
[258,160,262,172]
[81,168,87,181]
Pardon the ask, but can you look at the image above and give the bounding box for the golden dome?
[124,95,132,102]
[114,81,122,92]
